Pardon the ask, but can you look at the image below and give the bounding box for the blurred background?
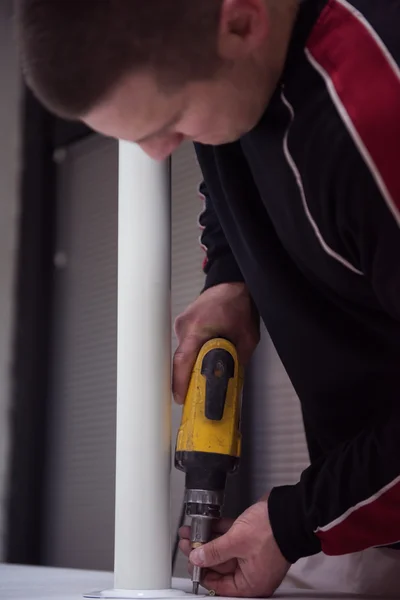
[0,0,309,579]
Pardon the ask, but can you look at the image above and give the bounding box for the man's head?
[16,0,298,159]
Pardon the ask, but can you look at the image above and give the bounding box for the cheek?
[178,109,216,140]
[178,104,235,144]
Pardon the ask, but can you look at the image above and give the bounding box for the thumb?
[190,533,236,568]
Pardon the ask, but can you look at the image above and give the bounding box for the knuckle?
[178,525,189,538]
[174,313,186,337]
[173,331,206,362]
[174,302,201,338]
[172,349,186,366]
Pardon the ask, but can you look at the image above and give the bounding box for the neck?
[265,0,300,79]
[244,0,298,124]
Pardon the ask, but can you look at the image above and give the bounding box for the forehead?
[82,72,185,142]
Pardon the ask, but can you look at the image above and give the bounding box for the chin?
[196,128,246,146]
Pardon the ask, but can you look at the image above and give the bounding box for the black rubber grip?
[201,348,235,421]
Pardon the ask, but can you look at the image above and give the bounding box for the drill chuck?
[185,489,224,524]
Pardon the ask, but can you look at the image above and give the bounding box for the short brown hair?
[15,0,223,119]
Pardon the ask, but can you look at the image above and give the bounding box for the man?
[15,0,400,597]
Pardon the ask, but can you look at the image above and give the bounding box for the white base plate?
[84,588,202,599]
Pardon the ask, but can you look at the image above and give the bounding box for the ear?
[217,0,270,59]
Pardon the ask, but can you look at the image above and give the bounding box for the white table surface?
[0,564,385,600]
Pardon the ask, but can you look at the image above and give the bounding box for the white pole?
[84,143,192,599]
[114,142,171,591]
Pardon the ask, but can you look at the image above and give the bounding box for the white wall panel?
[44,137,118,570]
[250,326,310,503]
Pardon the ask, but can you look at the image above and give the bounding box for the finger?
[172,334,207,404]
[179,525,191,540]
[236,332,258,367]
[211,518,234,535]
[180,540,238,575]
[204,558,238,575]
[179,539,192,558]
[180,519,233,541]
[190,532,236,569]
[202,570,249,598]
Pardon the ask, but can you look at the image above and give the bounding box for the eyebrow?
[135,112,182,144]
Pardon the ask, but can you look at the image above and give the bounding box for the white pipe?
[114,142,171,591]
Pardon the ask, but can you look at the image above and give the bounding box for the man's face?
[83,69,270,160]
[82,0,296,160]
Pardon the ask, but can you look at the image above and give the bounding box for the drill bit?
[192,565,201,595]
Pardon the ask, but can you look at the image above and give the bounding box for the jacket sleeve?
[269,407,400,563]
[196,175,244,292]
[268,130,400,564]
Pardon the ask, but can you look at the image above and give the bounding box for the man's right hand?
[172,282,260,405]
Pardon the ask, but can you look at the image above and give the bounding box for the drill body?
[175,338,244,593]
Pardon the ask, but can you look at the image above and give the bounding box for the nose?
[140,133,184,161]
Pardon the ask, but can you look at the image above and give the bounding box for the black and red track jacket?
[194,0,400,563]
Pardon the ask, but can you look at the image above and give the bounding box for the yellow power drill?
[175,338,244,594]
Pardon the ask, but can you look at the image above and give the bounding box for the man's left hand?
[179,495,290,597]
